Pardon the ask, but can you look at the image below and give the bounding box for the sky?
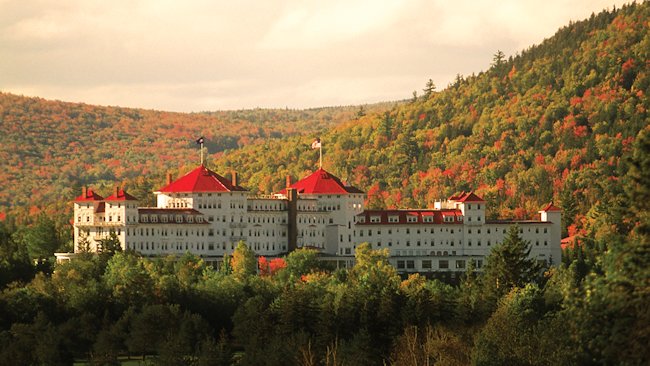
[0,0,632,112]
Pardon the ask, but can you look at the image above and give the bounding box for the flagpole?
[200,142,204,166]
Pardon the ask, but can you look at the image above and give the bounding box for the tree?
[356,106,366,119]
[231,241,256,279]
[281,248,324,282]
[411,90,418,103]
[423,79,436,99]
[472,284,564,366]
[480,225,542,307]
[18,214,62,261]
[98,230,122,257]
[103,252,154,307]
[491,50,506,71]
[0,221,34,288]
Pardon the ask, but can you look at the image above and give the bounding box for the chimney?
[231,171,238,187]
[114,186,119,197]
[82,186,87,198]
[167,173,173,185]
[287,188,298,252]
[286,175,292,188]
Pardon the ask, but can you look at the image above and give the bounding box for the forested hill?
[214,2,649,237]
[0,93,392,215]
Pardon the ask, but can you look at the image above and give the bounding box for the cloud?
[0,0,633,112]
[259,0,407,49]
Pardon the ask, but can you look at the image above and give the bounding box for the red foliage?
[269,258,286,274]
[258,256,270,276]
[573,125,588,138]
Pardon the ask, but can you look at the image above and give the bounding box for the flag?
[311,138,321,149]
[196,136,205,145]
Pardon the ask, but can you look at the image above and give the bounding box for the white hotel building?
[68,164,562,275]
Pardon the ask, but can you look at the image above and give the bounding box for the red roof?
[158,165,247,193]
[451,191,485,202]
[540,202,562,212]
[74,188,104,202]
[281,168,363,195]
[105,188,138,201]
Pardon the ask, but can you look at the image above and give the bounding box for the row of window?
[129,241,287,253]
[395,259,483,270]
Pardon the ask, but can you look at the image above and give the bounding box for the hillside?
[213,2,649,238]
[0,93,392,215]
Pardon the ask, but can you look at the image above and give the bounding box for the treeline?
[0,93,392,215]
[213,2,649,239]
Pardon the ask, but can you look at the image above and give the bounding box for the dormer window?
[407,216,417,223]
[141,215,147,223]
[358,216,366,223]
[370,216,381,223]
[388,216,399,223]
[161,215,168,223]
[423,216,433,223]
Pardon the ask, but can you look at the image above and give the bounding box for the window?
[397,260,405,269]
[358,216,366,223]
[388,215,399,223]
[423,216,433,223]
[406,260,415,269]
[407,215,417,223]
[439,260,449,269]
[456,260,466,269]
[370,216,381,223]
[422,260,432,269]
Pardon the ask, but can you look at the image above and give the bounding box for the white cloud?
[0,0,634,112]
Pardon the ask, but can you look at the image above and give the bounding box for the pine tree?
[480,225,542,304]
[423,79,436,99]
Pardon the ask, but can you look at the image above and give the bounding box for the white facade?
[70,166,562,273]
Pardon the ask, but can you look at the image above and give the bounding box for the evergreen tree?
[480,225,541,306]
[423,79,436,99]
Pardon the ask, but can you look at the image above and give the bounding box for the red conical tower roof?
[280,168,363,195]
[158,165,247,193]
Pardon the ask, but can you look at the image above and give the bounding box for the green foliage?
[103,251,154,307]
[480,226,542,307]
[98,230,123,258]
[231,241,257,279]
[0,221,34,288]
[278,248,329,283]
[16,214,64,261]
